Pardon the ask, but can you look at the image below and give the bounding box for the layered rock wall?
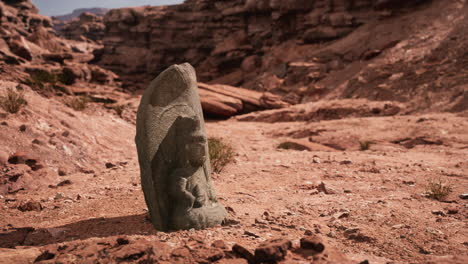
[98,0,396,91]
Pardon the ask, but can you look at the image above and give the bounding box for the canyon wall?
[97,0,403,91]
[96,0,467,112]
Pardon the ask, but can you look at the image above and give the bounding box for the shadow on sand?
[0,213,158,248]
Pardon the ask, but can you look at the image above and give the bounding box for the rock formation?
[135,63,227,231]
[96,0,430,93]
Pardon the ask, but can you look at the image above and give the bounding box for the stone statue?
[135,63,227,231]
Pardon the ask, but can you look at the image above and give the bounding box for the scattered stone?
[19,124,27,132]
[212,240,228,250]
[459,194,468,200]
[300,235,325,253]
[446,207,459,215]
[343,228,374,243]
[254,239,292,263]
[34,250,56,262]
[244,230,260,238]
[232,244,255,264]
[31,139,43,145]
[62,131,70,137]
[58,168,67,176]
[344,189,352,193]
[117,237,130,245]
[18,200,43,212]
[57,180,72,187]
[105,162,116,169]
[312,156,321,164]
[431,210,445,216]
[317,182,336,194]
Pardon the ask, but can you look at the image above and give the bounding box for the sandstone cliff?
[96,0,467,113]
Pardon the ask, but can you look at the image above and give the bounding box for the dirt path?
[1,114,467,263]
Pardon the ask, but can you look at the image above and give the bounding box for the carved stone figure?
[135,63,227,231]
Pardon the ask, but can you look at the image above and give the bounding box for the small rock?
[344,189,352,193]
[105,162,116,169]
[446,207,459,215]
[431,210,445,216]
[1,121,8,126]
[244,230,260,238]
[459,194,468,200]
[19,124,27,132]
[58,168,67,176]
[57,180,72,187]
[212,240,228,250]
[18,200,43,212]
[116,237,129,245]
[32,139,43,145]
[254,239,292,263]
[62,131,70,137]
[312,156,321,164]
[300,235,325,253]
[340,160,352,165]
[232,244,255,264]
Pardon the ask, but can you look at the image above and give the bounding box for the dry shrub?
[208,137,235,173]
[426,179,452,201]
[65,96,88,111]
[359,140,375,151]
[0,88,27,113]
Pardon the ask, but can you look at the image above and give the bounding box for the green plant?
[0,88,27,113]
[208,137,235,173]
[426,179,452,201]
[65,96,88,111]
[359,140,375,151]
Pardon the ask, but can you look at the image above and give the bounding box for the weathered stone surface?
[135,63,227,231]
[254,239,292,263]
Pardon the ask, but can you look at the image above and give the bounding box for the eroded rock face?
[97,0,431,92]
[135,63,227,231]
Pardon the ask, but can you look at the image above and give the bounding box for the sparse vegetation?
[359,140,375,151]
[24,71,58,89]
[0,88,28,113]
[208,137,235,173]
[425,179,452,201]
[111,104,126,117]
[24,70,73,89]
[65,96,88,111]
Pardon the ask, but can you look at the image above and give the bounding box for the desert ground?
[0,0,467,263]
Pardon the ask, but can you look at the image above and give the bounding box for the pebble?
[300,235,325,253]
[19,124,27,132]
[340,160,352,165]
[312,156,321,164]
[459,194,468,200]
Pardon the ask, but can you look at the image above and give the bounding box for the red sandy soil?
[0,92,467,263]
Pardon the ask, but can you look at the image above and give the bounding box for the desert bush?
[425,179,452,201]
[65,96,88,111]
[208,137,235,173]
[24,71,58,89]
[111,104,126,117]
[0,88,27,113]
[359,140,375,151]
